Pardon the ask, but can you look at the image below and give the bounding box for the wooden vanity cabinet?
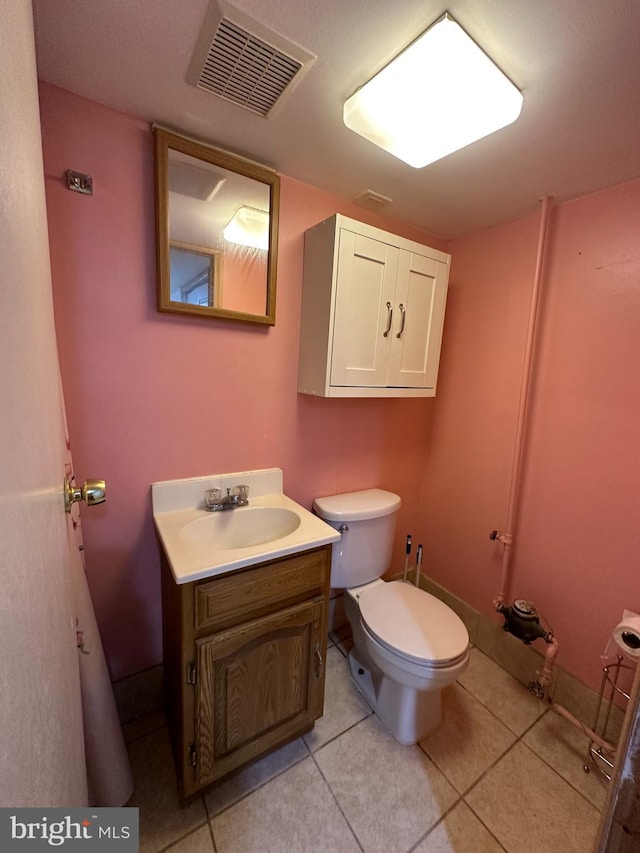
[161,545,331,798]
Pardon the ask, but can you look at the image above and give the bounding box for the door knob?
[64,477,106,513]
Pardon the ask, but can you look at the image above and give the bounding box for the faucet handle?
[205,488,222,509]
[237,484,249,501]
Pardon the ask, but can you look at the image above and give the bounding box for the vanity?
[152,469,339,798]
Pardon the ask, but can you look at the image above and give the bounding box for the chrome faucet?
[204,485,249,512]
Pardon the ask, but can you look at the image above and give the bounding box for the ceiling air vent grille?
[193,15,308,117]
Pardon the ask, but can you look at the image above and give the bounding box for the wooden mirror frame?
[154,127,279,325]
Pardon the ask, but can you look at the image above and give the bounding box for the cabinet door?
[331,230,399,387]
[387,251,448,388]
[193,598,325,787]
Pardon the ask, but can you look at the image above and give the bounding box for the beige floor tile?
[419,684,516,793]
[303,645,371,751]
[475,619,543,691]
[414,802,505,853]
[466,742,601,853]
[211,756,360,853]
[315,715,458,853]
[458,648,546,735]
[204,736,309,817]
[127,727,207,853]
[522,708,608,810]
[165,825,215,853]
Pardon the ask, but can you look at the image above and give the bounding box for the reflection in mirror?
[170,243,221,307]
[154,128,279,325]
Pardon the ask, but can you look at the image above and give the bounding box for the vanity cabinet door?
[193,597,326,787]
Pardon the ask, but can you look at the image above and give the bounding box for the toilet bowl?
[313,488,470,744]
[347,579,469,742]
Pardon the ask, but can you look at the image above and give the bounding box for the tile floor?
[124,627,608,853]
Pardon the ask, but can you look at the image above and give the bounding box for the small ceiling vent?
[355,190,394,208]
[168,160,226,201]
[188,0,316,117]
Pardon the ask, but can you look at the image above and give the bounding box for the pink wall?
[420,181,640,690]
[221,245,267,315]
[40,83,445,680]
[419,212,539,609]
[41,81,640,691]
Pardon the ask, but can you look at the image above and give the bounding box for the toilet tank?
[312,489,401,588]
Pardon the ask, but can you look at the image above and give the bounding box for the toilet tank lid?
[313,488,401,521]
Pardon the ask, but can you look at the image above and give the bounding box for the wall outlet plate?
[66,170,93,195]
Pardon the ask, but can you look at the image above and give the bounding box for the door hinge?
[186,663,197,685]
[188,744,197,767]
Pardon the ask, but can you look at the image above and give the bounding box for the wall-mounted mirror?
[154,127,279,325]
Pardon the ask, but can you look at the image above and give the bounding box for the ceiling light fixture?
[343,13,523,168]
[223,206,269,250]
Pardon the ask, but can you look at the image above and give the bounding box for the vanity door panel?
[194,597,326,787]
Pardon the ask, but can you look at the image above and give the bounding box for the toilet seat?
[358,581,469,669]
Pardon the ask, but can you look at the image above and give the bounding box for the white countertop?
[152,470,340,584]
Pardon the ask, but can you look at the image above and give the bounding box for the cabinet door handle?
[396,303,406,338]
[383,301,393,337]
[314,644,324,678]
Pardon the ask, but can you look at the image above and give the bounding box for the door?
[0,1,87,806]
[193,598,325,790]
[387,252,449,389]
[331,230,399,386]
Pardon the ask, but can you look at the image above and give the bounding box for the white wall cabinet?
[297,215,450,398]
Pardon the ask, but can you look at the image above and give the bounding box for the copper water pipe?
[494,195,552,608]
[542,637,616,753]
[489,202,618,753]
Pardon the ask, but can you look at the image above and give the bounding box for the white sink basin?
[151,468,340,584]
[181,506,301,550]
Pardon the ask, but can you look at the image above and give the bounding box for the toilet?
[313,488,469,744]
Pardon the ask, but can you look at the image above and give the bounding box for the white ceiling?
[32,0,640,238]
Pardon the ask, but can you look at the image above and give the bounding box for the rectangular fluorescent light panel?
[344,14,523,168]
[223,206,269,250]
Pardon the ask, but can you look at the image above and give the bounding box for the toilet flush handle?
[338,523,349,533]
